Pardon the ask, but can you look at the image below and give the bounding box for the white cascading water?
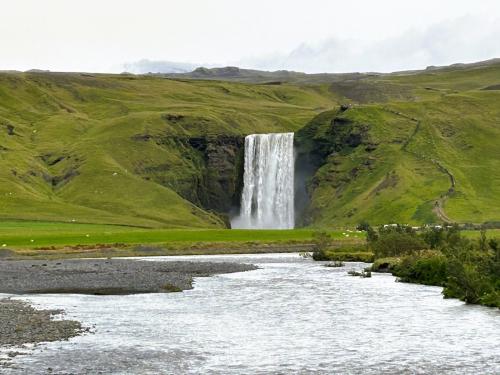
[232,132,295,229]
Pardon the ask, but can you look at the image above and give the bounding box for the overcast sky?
[1,0,499,73]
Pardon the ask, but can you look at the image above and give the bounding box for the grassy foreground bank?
[1,220,496,261]
[0,220,365,259]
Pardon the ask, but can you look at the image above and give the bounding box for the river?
[3,253,499,374]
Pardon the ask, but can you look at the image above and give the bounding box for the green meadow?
[0,220,363,249]
[0,220,496,262]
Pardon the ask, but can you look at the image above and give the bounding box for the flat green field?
[0,220,364,249]
[1,219,496,248]
[0,221,497,260]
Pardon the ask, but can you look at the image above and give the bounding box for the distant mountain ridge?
[158,58,500,84]
[165,66,371,84]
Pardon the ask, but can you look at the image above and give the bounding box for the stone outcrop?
[132,133,244,219]
[188,135,244,212]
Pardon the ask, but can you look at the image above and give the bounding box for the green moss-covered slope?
[0,60,499,228]
[297,62,500,226]
[0,72,336,227]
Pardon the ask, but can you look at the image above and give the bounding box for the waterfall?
[232,132,295,229]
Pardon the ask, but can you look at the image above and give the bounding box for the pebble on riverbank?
[0,298,86,368]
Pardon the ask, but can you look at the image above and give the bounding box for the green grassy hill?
[297,62,500,226]
[0,61,499,229]
[0,72,335,228]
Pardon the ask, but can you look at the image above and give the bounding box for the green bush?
[325,251,374,262]
[443,251,499,307]
[364,222,499,307]
[371,257,401,272]
[394,251,448,286]
[363,223,427,259]
[311,231,332,260]
[332,222,500,307]
[371,232,427,258]
[479,291,500,308]
[421,227,445,249]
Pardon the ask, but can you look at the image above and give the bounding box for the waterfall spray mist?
[232,133,294,229]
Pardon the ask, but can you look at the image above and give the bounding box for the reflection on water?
[4,254,500,374]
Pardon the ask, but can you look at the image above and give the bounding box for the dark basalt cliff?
[132,133,244,223]
[187,135,245,213]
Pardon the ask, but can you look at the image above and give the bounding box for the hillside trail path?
[382,107,455,223]
[433,197,453,223]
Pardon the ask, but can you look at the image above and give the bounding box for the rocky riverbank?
[0,258,256,369]
[0,298,84,347]
[0,258,257,295]
[0,298,86,369]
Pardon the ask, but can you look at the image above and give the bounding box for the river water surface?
[3,253,500,374]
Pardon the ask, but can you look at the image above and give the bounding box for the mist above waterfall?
[231,133,295,229]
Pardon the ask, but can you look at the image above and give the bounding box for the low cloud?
[124,16,500,74]
[238,15,500,73]
[122,59,198,74]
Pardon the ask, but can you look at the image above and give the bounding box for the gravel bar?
[0,258,257,295]
[0,298,86,368]
[0,259,256,368]
[0,299,84,348]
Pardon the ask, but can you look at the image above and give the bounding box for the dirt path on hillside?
[383,107,455,223]
[433,196,453,223]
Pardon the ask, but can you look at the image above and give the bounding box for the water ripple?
[4,253,500,374]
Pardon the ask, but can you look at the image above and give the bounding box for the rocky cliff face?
[132,133,244,224]
[188,135,244,214]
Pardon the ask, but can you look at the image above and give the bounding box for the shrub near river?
[311,231,374,262]
[366,224,500,308]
